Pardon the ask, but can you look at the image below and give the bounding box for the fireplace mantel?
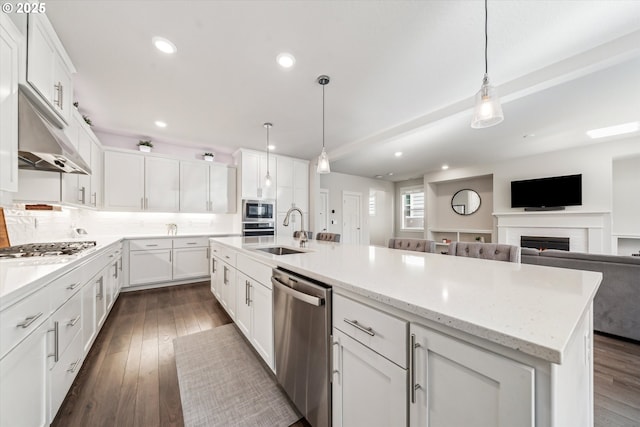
[493,211,611,253]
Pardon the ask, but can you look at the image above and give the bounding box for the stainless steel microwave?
[242,199,275,221]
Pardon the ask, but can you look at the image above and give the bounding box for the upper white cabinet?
[145,156,179,211]
[62,110,97,207]
[237,149,276,200]
[25,13,75,125]
[103,150,145,211]
[0,14,21,194]
[275,156,309,236]
[179,161,237,213]
[103,150,179,212]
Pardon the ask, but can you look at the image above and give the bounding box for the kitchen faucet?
[283,206,307,247]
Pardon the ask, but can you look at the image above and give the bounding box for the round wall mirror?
[451,189,481,215]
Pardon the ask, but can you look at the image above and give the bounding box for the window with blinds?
[401,186,424,230]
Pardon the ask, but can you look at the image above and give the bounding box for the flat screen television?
[511,174,582,210]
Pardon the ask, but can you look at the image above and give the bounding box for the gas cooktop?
[0,241,97,259]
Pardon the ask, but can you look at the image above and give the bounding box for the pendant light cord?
[322,83,326,150]
[484,0,488,75]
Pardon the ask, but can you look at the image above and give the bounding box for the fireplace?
[521,236,570,251]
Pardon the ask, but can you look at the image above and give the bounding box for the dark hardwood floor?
[52,282,639,427]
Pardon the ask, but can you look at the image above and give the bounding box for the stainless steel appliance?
[272,268,332,427]
[0,241,97,259]
[242,199,275,221]
[242,221,275,237]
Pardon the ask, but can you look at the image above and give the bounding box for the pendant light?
[263,122,273,187]
[316,75,331,174]
[471,0,504,129]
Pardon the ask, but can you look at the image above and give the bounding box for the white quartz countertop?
[211,236,602,364]
[0,233,238,309]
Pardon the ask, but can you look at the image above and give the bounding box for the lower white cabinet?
[220,260,237,320]
[0,321,48,427]
[235,270,274,368]
[332,328,407,427]
[129,238,209,287]
[409,323,535,427]
[210,255,221,299]
[173,246,209,280]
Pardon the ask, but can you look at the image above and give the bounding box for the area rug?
[173,324,300,427]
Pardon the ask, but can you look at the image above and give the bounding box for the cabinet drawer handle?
[186,242,197,245]
[67,358,82,373]
[16,312,43,328]
[66,282,80,291]
[225,255,230,259]
[145,244,159,247]
[48,321,60,362]
[410,333,422,404]
[343,318,375,336]
[67,315,81,327]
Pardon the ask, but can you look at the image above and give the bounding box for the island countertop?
[210,236,602,364]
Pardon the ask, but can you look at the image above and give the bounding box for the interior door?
[318,189,329,233]
[342,191,362,245]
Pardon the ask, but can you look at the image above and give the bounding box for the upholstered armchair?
[388,238,437,253]
[316,232,341,242]
[447,242,521,263]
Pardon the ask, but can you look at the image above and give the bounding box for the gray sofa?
[522,248,640,341]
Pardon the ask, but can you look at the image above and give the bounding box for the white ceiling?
[45,1,640,181]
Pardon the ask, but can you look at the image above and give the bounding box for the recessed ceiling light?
[268,145,275,150]
[387,172,394,176]
[375,175,383,179]
[154,120,167,128]
[152,37,177,54]
[586,122,639,139]
[276,52,295,68]
[441,164,449,170]
[394,152,403,157]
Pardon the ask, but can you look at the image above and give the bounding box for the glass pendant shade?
[264,171,272,187]
[471,74,503,129]
[317,148,331,174]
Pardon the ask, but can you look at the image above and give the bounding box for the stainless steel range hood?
[18,91,91,175]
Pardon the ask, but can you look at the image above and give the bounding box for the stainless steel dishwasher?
[272,268,332,427]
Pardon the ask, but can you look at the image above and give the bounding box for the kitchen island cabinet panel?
[0,321,48,427]
[409,323,535,427]
[250,279,273,368]
[332,328,407,427]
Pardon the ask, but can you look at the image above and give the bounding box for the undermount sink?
[256,246,306,256]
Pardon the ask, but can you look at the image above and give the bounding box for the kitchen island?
[211,235,602,427]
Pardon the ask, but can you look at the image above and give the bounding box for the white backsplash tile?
[3,207,241,245]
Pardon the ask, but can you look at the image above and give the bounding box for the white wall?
[94,130,234,165]
[319,172,394,246]
[612,153,640,235]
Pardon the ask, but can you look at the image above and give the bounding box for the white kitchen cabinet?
[220,261,237,320]
[145,156,179,212]
[62,111,93,206]
[293,159,309,212]
[238,149,276,200]
[210,163,237,213]
[250,279,273,367]
[81,273,97,355]
[0,14,21,194]
[409,323,535,427]
[332,328,407,427]
[180,161,209,212]
[129,248,173,286]
[235,271,252,337]
[173,246,209,281]
[95,271,107,328]
[179,161,236,213]
[103,150,145,210]
[210,255,221,299]
[25,14,75,125]
[0,321,48,427]
[104,150,179,212]
[89,137,102,208]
